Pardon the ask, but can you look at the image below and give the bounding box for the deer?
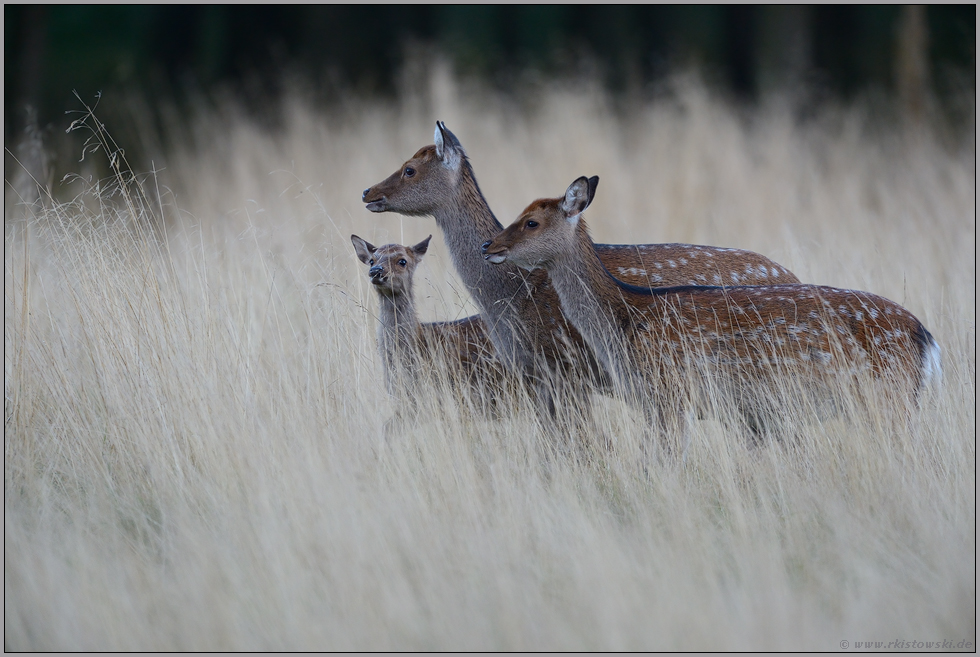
[351,234,507,427]
[362,123,803,416]
[481,176,942,450]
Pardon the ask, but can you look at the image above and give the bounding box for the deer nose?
[362,188,370,201]
[369,266,384,278]
[481,240,492,253]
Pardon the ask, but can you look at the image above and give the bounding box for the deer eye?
[369,259,375,265]
[398,259,407,267]
[404,167,416,178]
[526,220,539,228]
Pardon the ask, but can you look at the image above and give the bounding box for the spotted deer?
[351,234,506,423]
[362,122,802,412]
[482,176,942,444]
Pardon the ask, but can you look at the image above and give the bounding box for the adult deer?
[482,176,941,444]
[362,122,802,412]
[351,234,506,423]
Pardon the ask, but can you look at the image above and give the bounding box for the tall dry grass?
[4,70,975,650]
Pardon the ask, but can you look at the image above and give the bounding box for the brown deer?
[482,176,942,443]
[351,234,506,423]
[362,122,802,413]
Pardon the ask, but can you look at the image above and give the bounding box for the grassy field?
[4,71,975,650]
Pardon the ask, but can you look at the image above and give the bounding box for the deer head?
[351,234,432,299]
[482,176,599,270]
[361,121,467,216]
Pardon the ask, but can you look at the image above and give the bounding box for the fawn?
[351,234,506,424]
[482,176,941,445]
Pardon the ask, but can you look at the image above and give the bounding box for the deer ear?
[351,234,376,264]
[587,176,599,205]
[562,176,594,221]
[411,235,432,257]
[434,121,464,171]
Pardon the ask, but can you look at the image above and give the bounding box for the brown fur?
[361,123,802,404]
[484,177,941,436]
[351,235,505,418]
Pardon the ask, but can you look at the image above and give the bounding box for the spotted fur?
[361,122,801,402]
[484,177,941,435]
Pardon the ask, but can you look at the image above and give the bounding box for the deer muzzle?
[481,239,509,265]
[362,187,388,213]
[368,266,387,284]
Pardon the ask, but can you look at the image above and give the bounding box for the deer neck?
[430,164,528,369]
[431,164,522,301]
[545,223,634,389]
[375,291,421,373]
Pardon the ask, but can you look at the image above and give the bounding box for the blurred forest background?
[5,5,975,145]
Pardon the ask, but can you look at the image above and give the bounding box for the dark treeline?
[4,4,975,139]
